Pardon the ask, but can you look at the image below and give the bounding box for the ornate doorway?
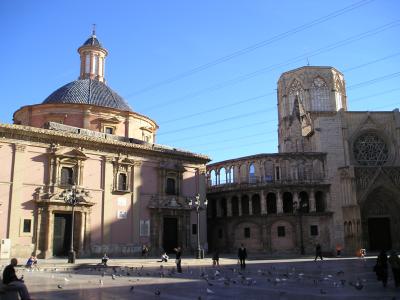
[163,217,178,254]
[367,217,391,251]
[53,213,72,256]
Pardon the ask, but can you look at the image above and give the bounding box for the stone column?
[260,190,267,215]
[132,161,142,244]
[44,208,53,258]
[102,156,114,245]
[8,144,25,245]
[309,189,316,212]
[293,192,299,208]
[227,198,232,217]
[277,191,283,213]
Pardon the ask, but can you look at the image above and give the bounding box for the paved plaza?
[1,257,398,299]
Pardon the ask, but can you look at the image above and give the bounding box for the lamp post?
[63,185,80,263]
[188,194,208,259]
[293,200,307,255]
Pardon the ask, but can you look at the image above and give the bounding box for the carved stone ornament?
[353,133,389,166]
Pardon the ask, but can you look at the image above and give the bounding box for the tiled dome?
[83,35,102,47]
[42,79,132,111]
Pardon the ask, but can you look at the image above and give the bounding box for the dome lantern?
[77,25,108,83]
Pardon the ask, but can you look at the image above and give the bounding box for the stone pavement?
[0,256,398,299]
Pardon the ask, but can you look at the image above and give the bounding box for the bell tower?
[77,26,108,82]
[277,66,347,153]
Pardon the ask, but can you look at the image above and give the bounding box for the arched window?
[266,193,277,214]
[299,191,309,213]
[231,196,239,216]
[315,191,325,212]
[288,79,307,115]
[210,170,217,186]
[60,167,74,185]
[241,195,249,215]
[249,163,256,183]
[264,160,274,182]
[227,166,234,183]
[335,78,345,110]
[282,192,293,213]
[252,194,261,215]
[310,77,330,111]
[219,167,227,184]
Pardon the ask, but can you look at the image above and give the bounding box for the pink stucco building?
[0,31,210,259]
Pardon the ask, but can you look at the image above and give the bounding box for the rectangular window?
[23,219,32,233]
[275,166,280,180]
[60,167,74,185]
[118,173,127,191]
[166,178,176,195]
[310,225,319,236]
[140,220,150,236]
[105,127,114,134]
[244,227,250,238]
[192,224,197,235]
[277,226,285,237]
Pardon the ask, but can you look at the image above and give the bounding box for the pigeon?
[154,290,161,296]
[206,288,214,294]
[354,281,364,290]
[57,285,63,289]
[99,279,103,286]
[111,274,116,280]
[130,286,134,292]
[64,277,70,282]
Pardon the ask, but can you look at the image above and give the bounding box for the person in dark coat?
[2,258,32,300]
[174,246,182,273]
[314,243,323,261]
[388,251,400,287]
[374,250,388,287]
[238,244,247,269]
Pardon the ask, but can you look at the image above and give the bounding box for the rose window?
[353,133,388,166]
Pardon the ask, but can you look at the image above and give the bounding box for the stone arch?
[249,163,256,183]
[287,78,306,116]
[210,170,217,186]
[219,167,227,184]
[241,195,250,215]
[266,192,277,214]
[282,192,293,213]
[231,196,239,216]
[252,194,261,215]
[361,186,400,251]
[227,166,234,183]
[299,191,309,213]
[271,220,295,251]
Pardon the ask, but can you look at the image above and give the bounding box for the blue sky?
[1,0,399,163]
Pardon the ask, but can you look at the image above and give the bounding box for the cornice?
[0,124,210,164]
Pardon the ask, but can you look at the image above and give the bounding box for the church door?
[53,213,72,256]
[163,217,178,254]
[368,217,391,251]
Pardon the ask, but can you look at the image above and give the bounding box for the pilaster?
[132,161,142,244]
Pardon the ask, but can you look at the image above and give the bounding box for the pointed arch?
[310,76,330,111]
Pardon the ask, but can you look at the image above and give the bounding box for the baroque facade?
[207,66,400,255]
[0,32,210,259]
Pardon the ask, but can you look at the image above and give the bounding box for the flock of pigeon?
[1,260,398,299]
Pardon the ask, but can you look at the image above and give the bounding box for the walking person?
[388,250,400,288]
[212,249,220,267]
[3,258,32,300]
[238,244,247,270]
[314,243,323,261]
[174,246,182,273]
[374,250,388,287]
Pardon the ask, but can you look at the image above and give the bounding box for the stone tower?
[277,66,347,153]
